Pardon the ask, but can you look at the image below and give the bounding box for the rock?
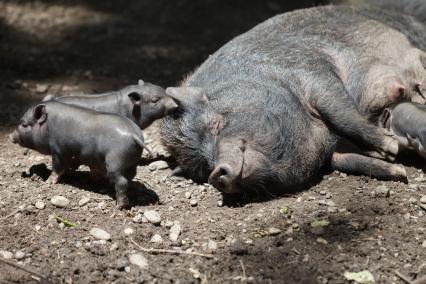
[90,228,111,241]
[207,240,218,251]
[34,200,45,210]
[409,184,419,190]
[420,196,426,204]
[316,237,328,245]
[327,206,338,213]
[326,200,336,207]
[0,250,13,259]
[409,197,418,204]
[144,210,161,225]
[217,200,224,207]
[420,204,426,211]
[148,160,169,171]
[164,220,174,228]
[128,254,149,270]
[110,243,119,251]
[169,224,182,242]
[124,228,134,235]
[190,199,198,207]
[14,251,25,260]
[375,185,390,198]
[78,197,91,207]
[150,234,163,243]
[422,240,426,248]
[50,196,70,207]
[267,227,282,236]
[404,213,411,220]
[132,214,143,223]
[97,202,107,210]
[35,84,48,94]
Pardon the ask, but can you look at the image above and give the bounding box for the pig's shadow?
[22,163,159,207]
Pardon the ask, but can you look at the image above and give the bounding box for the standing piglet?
[10,101,149,209]
[43,80,178,129]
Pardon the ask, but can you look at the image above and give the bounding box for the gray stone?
[124,228,134,235]
[190,199,198,207]
[14,251,25,260]
[0,250,13,259]
[78,197,91,207]
[34,200,45,210]
[420,195,426,204]
[132,214,143,223]
[207,240,218,251]
[148,160,169,171]
[50,196,70,207]
[150,234,163,243]
[128,254,149,270]
[375,185,390,198]
[144,210,161,225]
[169,224,182,242]
[90,228,111,241]
[267,227,282,236]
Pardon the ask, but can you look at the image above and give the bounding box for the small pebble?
[375,185,390,198]
[169,224,182,242]
[150,234,163,243]
[34,200,45,210]
[132,214,143,223]
[217,200,224,207]
[144,210,161,225]
[420,196,426,204]
[404,213,411,220]
[50,196,70,207]
[97,202,107,210]
[0,250,13,259]
[124,228,134,235]
[316,237,328,245]
[207,240,218,251]
[422,240,426,248]
[90,228,111,241]
[164,220,174,228]
[148,160,169,171]
[409,197,418,204]
[14,251,25,260]
[128,254,149,270]
[78,197,90,207]
[190,199,198,207]
[267,227,282,236]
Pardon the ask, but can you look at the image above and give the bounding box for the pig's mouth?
[208,163,243,194]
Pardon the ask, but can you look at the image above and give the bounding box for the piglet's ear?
[128,92,142,106]
[166,86,208,106]
[138,79,145,86]
[33,104,47,124]
[387,79,405,102]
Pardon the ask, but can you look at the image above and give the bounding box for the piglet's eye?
[22,122,29,127]
[151,97,160,103]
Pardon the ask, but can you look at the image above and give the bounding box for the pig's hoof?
[391,164,407,179]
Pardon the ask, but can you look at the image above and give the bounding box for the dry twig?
[130,238,214,259]
[0,257,49,283]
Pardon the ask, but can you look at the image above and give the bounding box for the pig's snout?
[9,131,19,144]
[208,164,240,194]
[165,96,179,114]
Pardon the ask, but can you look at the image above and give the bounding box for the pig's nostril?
[219,167,230,178]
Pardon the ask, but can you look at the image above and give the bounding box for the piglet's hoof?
[116,198,130,210]
[390,164,407,181]
[46,172,63,185]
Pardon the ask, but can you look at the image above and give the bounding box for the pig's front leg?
[47,154,68,184]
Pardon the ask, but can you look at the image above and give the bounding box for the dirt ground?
[1,1,426,283]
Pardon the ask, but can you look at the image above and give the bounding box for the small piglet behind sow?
[381,102,426,158]
[10,101,150,209]
[43,80,178,129]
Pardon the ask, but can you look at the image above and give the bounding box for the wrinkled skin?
[162,6,426,194]
[10,101,148,209]
[381,102,426,158]
[43,80,178,129]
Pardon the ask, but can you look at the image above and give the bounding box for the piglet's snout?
[9,131,19,144]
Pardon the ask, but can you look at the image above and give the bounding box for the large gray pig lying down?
[43,80,178,129]
[10,101,150,209]
[162,5,426,194]
[381,102,426,159]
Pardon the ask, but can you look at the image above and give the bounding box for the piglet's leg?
[47,154,68,184]
[110,175,129,210]
[331,152,407,182]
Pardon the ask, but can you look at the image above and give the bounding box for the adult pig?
[10,101,149,208]
[161,6,421,194]
[43,80,178,129]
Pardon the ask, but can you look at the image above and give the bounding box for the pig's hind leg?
[314,79,399,160]
[331,152,407,181]
[106,157,130,209]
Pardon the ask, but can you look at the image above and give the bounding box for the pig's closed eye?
[21,121,28,127]
[151,97,160,103]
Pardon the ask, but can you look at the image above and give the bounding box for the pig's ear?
[165,87,208,106]
[138,79,145,86]
[33,104,47,124]
[387,79,406,102]
[128,92,142,106]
